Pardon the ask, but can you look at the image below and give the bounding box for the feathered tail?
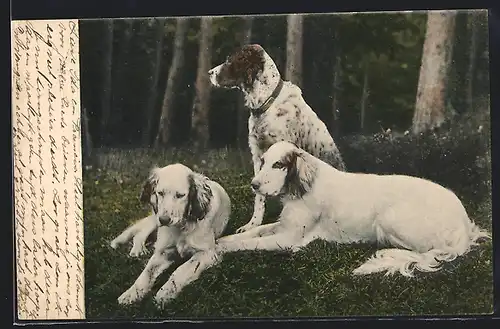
[353,222,490,278]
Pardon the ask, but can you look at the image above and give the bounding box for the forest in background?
[79,10,490,152]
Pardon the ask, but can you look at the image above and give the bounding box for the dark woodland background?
[79,11,489,151]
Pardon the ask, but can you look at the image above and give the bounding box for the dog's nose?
[208,69,214,76]
[251,181,260,191]
[158,216,171,226]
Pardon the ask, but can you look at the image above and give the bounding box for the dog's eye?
[272,162,285,169]
[157,191,165,197]
[175,192,186,199]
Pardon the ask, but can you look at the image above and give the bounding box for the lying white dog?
[110,163,231,306]
[215,141,490,277]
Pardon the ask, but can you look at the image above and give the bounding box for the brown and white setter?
[208,44,346,233]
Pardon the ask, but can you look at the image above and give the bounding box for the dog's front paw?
[118,287,141,305]
[110,237,125,249]
[153,285,178,308]
[129,243,148,258]
[236,221,258,234]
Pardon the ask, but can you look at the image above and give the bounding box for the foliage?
[79,11,490,148]
[338,106,491,212]
[84,116,492,318]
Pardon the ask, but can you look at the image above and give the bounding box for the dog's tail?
[353,222,490,278]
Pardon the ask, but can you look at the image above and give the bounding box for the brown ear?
[283,151,316,199]
[240,46,265,88]
[245,69,255,87]
[184,174,212,222]
[140,175,159,213]
[140,179,154,204]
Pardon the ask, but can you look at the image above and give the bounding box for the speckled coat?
[208,44,345,233]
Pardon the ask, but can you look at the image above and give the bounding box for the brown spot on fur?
[276,108,288,117]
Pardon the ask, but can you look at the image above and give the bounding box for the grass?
[84,133,493,319]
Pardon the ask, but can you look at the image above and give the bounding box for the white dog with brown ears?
[215,141,490,277]
[110,163,231,306]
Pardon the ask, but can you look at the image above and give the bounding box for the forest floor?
[83,129,493,319]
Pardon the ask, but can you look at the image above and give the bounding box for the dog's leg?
[237,145,266,233]
[216,231,301,253]
[129,215,159,257]
[117,226,178,305]
[217,222,280,243]
[236,193,267,233]
[110,214,155,249]
[154,250,222,307]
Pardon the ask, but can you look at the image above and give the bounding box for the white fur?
[110,214,158,257]
[209,45,345,234]
[216,141,490,278]
[110,164,231,306]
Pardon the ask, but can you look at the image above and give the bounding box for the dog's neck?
[241,52,282,111]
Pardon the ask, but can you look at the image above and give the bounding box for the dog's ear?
[243,54,264,88]
[283,150,316,199]
[234,45,265,88]
[140,170,159,213]
[185,174,213,222]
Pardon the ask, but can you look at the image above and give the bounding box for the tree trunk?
[191,17,213,150]
[99,20,114,142]
[236,16,253,148]
[466,11,480,113]
[331,29,342,138]
[142,18,166,146]
[360,62,370,132]
[105,19,134,145]
[81,106,94,168]
[285,14,304,88]
[154,18,190,148]
[412,11,457,135]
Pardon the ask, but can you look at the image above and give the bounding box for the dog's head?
[140,164,213,228]
[251,141,317,199]
[208,44,277,91]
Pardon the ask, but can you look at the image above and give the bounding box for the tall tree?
[191,17,213,150]
[331,28,342,138]
[155,18,190,148]
[360,61,370,132]
[81,106,94,168]
[142,18,166,146]
[466,11,480,113]
[285,14,304,88]
[101,19,135,145]
[99,20,114,142]
[236,16,253,148]
[412,11,457,134]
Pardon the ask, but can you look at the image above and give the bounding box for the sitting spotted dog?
[208,44,346,233]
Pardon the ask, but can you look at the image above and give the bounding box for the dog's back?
[258,81,346,171]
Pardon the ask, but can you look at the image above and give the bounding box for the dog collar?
[250,79,284,117]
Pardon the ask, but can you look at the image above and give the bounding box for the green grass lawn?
[83,147,493,319]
